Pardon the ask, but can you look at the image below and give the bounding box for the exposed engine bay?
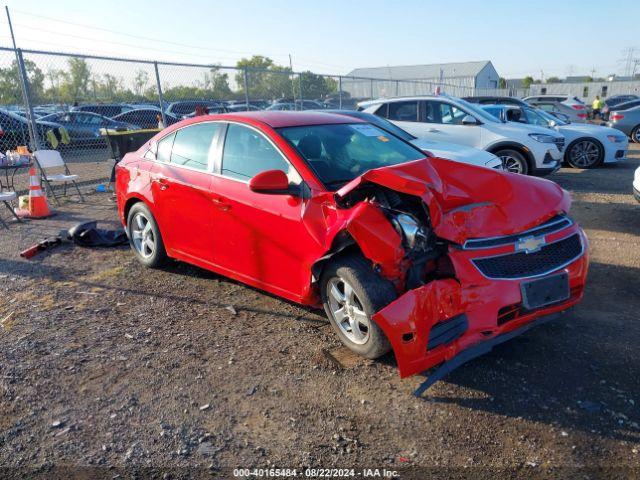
[337,184,451,290]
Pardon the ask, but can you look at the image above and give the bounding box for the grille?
[473,234,582,279]
[463,215,572,250]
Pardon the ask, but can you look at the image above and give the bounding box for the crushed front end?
[372,214,588,377]
[334,158,589,380]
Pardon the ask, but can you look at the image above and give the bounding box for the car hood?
[556,123,624,138]
[496,121,564,139]
[335,157,570,244]
[410,138,499,167]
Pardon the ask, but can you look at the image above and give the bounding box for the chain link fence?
[1,46,523,192]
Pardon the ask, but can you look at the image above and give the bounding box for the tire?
[495,148,529,175]
[320,254,397,359]
[126,202,167,268]
[565,138,604,169]
[631,126,640,144]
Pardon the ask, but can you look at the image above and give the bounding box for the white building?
[341,61,500,98]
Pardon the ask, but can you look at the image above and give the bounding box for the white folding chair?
[0,191,20,229]
[34,150,84,205]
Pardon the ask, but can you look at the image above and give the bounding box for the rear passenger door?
[150,122,222,263]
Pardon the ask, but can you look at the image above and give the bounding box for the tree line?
[0,55,339,106]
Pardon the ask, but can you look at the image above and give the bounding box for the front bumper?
[372,225,589,379]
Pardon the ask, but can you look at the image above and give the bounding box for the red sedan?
[116,111,588,384]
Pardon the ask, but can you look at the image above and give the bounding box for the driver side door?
[209,122,315,301]
[420,100,483,148]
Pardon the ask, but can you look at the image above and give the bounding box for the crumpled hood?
[336,158,570,244]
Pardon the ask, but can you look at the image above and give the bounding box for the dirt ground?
[0,146,639,479]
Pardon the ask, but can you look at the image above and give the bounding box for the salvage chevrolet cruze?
[116,112,589,381]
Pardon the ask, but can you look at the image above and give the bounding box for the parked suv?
[359,96,565,175]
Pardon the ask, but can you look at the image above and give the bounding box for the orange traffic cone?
[16,167,52,219]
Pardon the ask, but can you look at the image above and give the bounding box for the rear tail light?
[611,113,625,121]
[571,104,585,110]
[577,113,588,119]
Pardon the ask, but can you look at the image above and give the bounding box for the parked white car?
[359,95,565,175]
[482,104,629,169]
[634,166,640,202]
[325,109,503,170]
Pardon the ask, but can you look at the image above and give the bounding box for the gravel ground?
[0,146,639,479]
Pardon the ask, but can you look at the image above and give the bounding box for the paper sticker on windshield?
[377,135,389,142]
[352,124,381,137]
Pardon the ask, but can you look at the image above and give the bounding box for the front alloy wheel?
[497,149,529,175]
[320,255,396,359]
[632,126,640,144]
[327,277,370,345]
[566,139,603,169]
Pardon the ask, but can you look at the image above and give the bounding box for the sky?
[3,0,639,79]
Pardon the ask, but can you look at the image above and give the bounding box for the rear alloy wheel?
[566,139,603,169]
[496,149,529,175]
[127,203,167,268]
[631,126,640,144]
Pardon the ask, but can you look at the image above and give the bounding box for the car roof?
[203,111,365,128]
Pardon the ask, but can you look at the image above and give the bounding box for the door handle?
[211,197,231,211]
[428,128,441,133]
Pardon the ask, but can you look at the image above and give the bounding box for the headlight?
[528,133,558,143]
[391,213,425,250]
[607,134,626,143]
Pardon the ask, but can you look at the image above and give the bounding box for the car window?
[221,123,292,181]
[156,132,176,163]
[170,122,220,171]
[87,115,104,125]
[387,101,418,122]
[536,103,557,112]
[437,103,468,125]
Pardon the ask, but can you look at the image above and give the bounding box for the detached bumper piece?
[414,313,560,397]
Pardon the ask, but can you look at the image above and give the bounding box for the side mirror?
[462,114,478,125]
[249,169,290,194]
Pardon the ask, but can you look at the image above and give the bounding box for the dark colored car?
[73,104,134,118]
[462,96,528,107]
[166,101,226,118]
[116,111,588,385]
[0,109,66,151]
[40,111,138,145]
[112,109,179,129]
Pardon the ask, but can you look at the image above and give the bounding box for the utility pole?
[5,6,40,150]
[289,54,296,108]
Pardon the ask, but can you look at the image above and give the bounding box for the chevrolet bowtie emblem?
[516,236,545,254]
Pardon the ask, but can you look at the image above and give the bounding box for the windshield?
[532,108,568,126]
[455,98,503,123]
[278,123,425,189]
